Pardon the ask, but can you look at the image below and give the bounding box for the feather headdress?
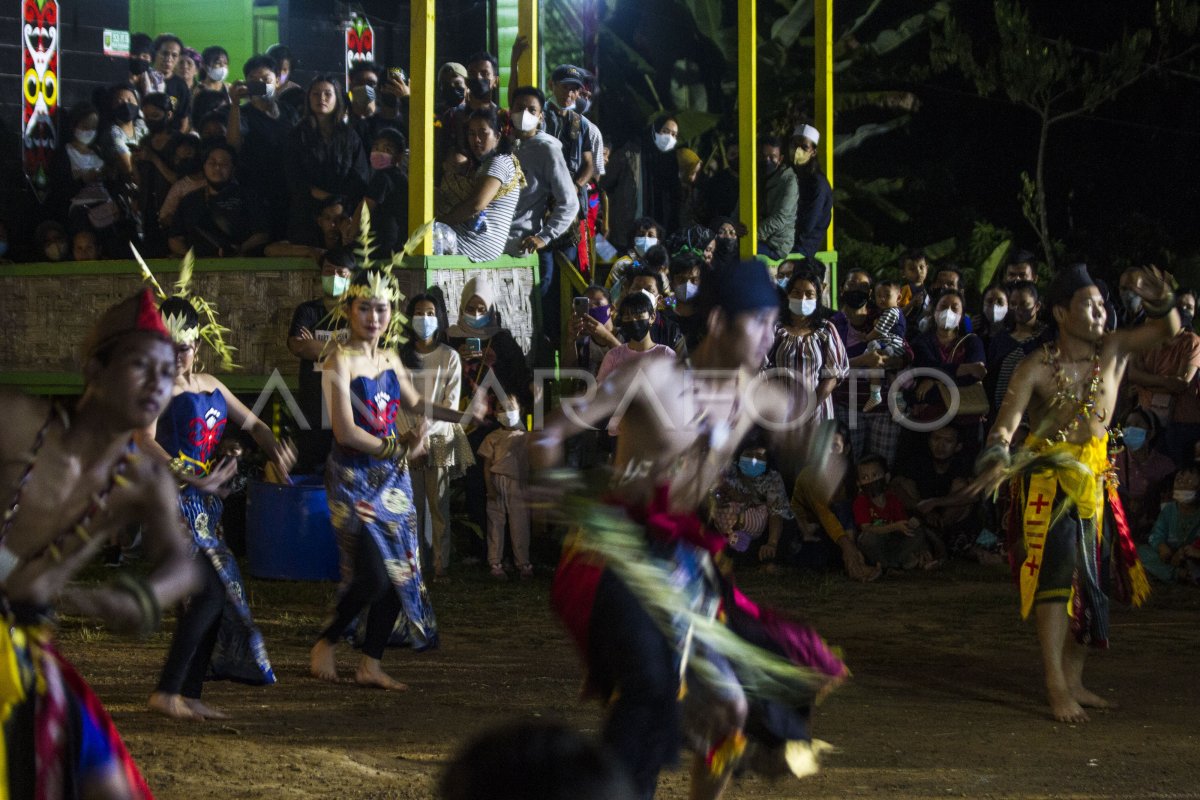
[132,243,238,370]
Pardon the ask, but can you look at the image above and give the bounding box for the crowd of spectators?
[5,27,1199,587]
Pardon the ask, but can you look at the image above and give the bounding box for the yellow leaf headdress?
[131,243,238,370]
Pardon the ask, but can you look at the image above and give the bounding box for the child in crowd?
[478,395,532,579]
[862,279,908,411]
[710,440,794,569]
[853,454,940,570]
[1139,465,1200,583]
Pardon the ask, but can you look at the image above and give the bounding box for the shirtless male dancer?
[971,263,1175,723]
[0,289,197,797]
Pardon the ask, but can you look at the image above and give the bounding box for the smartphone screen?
[573,297,590,317]
[246,81,269,96]
[466,337,481,352]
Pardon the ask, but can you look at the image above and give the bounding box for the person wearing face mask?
[436,62,468,115]
[399,293,472,580]
[347,61,409,155]
[478,395,533,579]
[604,217,662,304]
[1115,409,1175,543]
[1117,266,1149,329]
[595,291,677,411]
[710,442,794,569]
[974,285,1010,346]
[228,54,291,240]
[563,285,620,378]
[267,44,300,93]
[1141,465,1200,583]
[56,102,114,234]
[757,134,798,259]
[852,455,940,571]
[661,252,707,351]
[287,247,355,474]
[158,137,206,229]
[100,84,148,183]
[34,220,71,262]
[910,289,987,443]
[436,52,508,178]
[1127,287,1200,465]
[543,65,596,197]
[624,268,687,354]
[358,128,410,258]
[198,46,231,94]
[446,275,534,556]
[765,264,849,425]
[134,93,182,255]
[984,280,1049,415]
[603,114,682,252]
[169,142,269,257]
[788,123,832,260]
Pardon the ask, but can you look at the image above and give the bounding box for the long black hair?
[780,261,834,327]
[401,292,451,369]
[465,106,513,156]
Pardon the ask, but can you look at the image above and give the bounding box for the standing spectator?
[228,54,290,240]
[1117,266,1149,329]
[1128,287,1200,463]
[266,44,299,92]
[286,248,353,474]
[285,75,369,243]
[596,291,677,385]
[151,34,192,131]
[604,217,663,305]
[766,262,849,425]
[127,33,156,97]
[438,52,505,175]
[175,47,202,93]
[479,395,532,579]
[34,221,70,262]
[158,137,206,229]
[134,93,180,256]
[99,84,147,182]
[169,142,269,257]
[1165,289,1200,463]
[624,268,685,353]
[973,284,1010,347]
[604,115,681,251]
[347,61,409,155]
[756,135,797,259]
[0,221,11,264]
[400,293,471,580]
[1115,407,1176,541]
[985,280,1048,415]
[55,102,110,231]
[438,109,523,263]
[1002,248,1038,288]
[436,62,467,115]
[789,124,831,259]
[360,128,410,258]
[198,46,231,94]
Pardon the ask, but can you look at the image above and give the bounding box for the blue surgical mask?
[412,315,439,340]
[322,274,349,297]
[464,311,492,329]
[633,236,657,256]
[738,457,767,478]
[789,298,817,317]
[777,278,789,289]
[1123,426,1147,451]
[0,241,8,258]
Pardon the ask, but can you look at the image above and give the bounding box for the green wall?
[129,0,276,80]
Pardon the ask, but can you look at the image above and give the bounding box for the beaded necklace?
[1043,341,1105,442]
[0,405,136,563]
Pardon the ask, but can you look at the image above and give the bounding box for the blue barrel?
[246,476,340,581]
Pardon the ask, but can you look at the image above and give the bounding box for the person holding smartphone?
[227,53,291,240]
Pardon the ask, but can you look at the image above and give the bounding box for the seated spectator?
[360,127,409,257]
[611,240,668,308]
[169,142,268,257]
[985,280,1048,415]
[767,262,849,425]
[603,115,681,251]
[57,103,115,233]
[1140,465,1200,583]
[438,108,524,262]
[134,92,181,255]
[756,135,796,259]
[71,228,101,261]
[898,248,929,338]
[266,44,299,93]
[910,289,986,438]
[789,123,832,259]
[265,195,355,260]
[862,279,907,412]
[198,46,231,94]
[563,285,618,376]
[710,439,794,568]
[603,216,662,303]
[596,290,676,385]
[791,423,881,581]
[98,84,147,182]
[34,220,70,262]
[158,136,205,229]
[623,268,684,353]
[853,455,940,570]
[285,75,369,242]
[1117,266,1148,329]
[1127,287,1200,463]
[973,284,1009,346]
[1115,407,1175,540]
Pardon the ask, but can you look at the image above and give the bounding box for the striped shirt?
[456,153,522,263]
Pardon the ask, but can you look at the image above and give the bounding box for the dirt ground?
[59,561,1200,800]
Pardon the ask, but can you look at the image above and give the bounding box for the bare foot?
[355,658,408,691]
[310,639,339,683]
[1047,686,1089,723]
[148,691,204,721]
[1071,686,1117,710]
[184,698,230,720]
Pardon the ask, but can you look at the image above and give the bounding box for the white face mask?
[412,315,439,340]
[633,236,657,255]
[674,281,699,301]
[501,409,523,428]
[74,129,97,145]
[789,298,817,317]
[515,109,540,133]
[654,132,676,152]
[1175,489,1197,505]
[208,66,228,83]
[262,82,276,99]
[987,304,1008,324]
[936,309,961,330]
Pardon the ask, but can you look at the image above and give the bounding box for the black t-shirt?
[163,75,193,131]
[289,299,348,426]
[365,167,409,256]
[171,184,268,256]
[897,447,970,501]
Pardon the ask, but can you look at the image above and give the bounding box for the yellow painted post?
[737,0,757,260]
[815,0,834,253]
[518,0,539,90]
[408,0,436,256]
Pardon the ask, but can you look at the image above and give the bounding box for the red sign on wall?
[22,0,59,204]
[345,13,374,87]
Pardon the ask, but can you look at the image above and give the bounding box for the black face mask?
[1181,311,1194,330]
[841,289,870,310]
[466,77,492,101]
[114,102,139,123]
[442,85,465,106]
[129,58,151,76]
[620,319,651,342]
[145,117,168,133]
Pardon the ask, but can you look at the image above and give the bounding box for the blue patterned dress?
[156,389,275,684]
[325,370,439,650]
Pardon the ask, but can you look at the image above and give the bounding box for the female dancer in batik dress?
[143,296,295,720]
[310,268,483,690]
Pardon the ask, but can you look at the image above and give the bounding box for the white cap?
[792,123,820,145]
